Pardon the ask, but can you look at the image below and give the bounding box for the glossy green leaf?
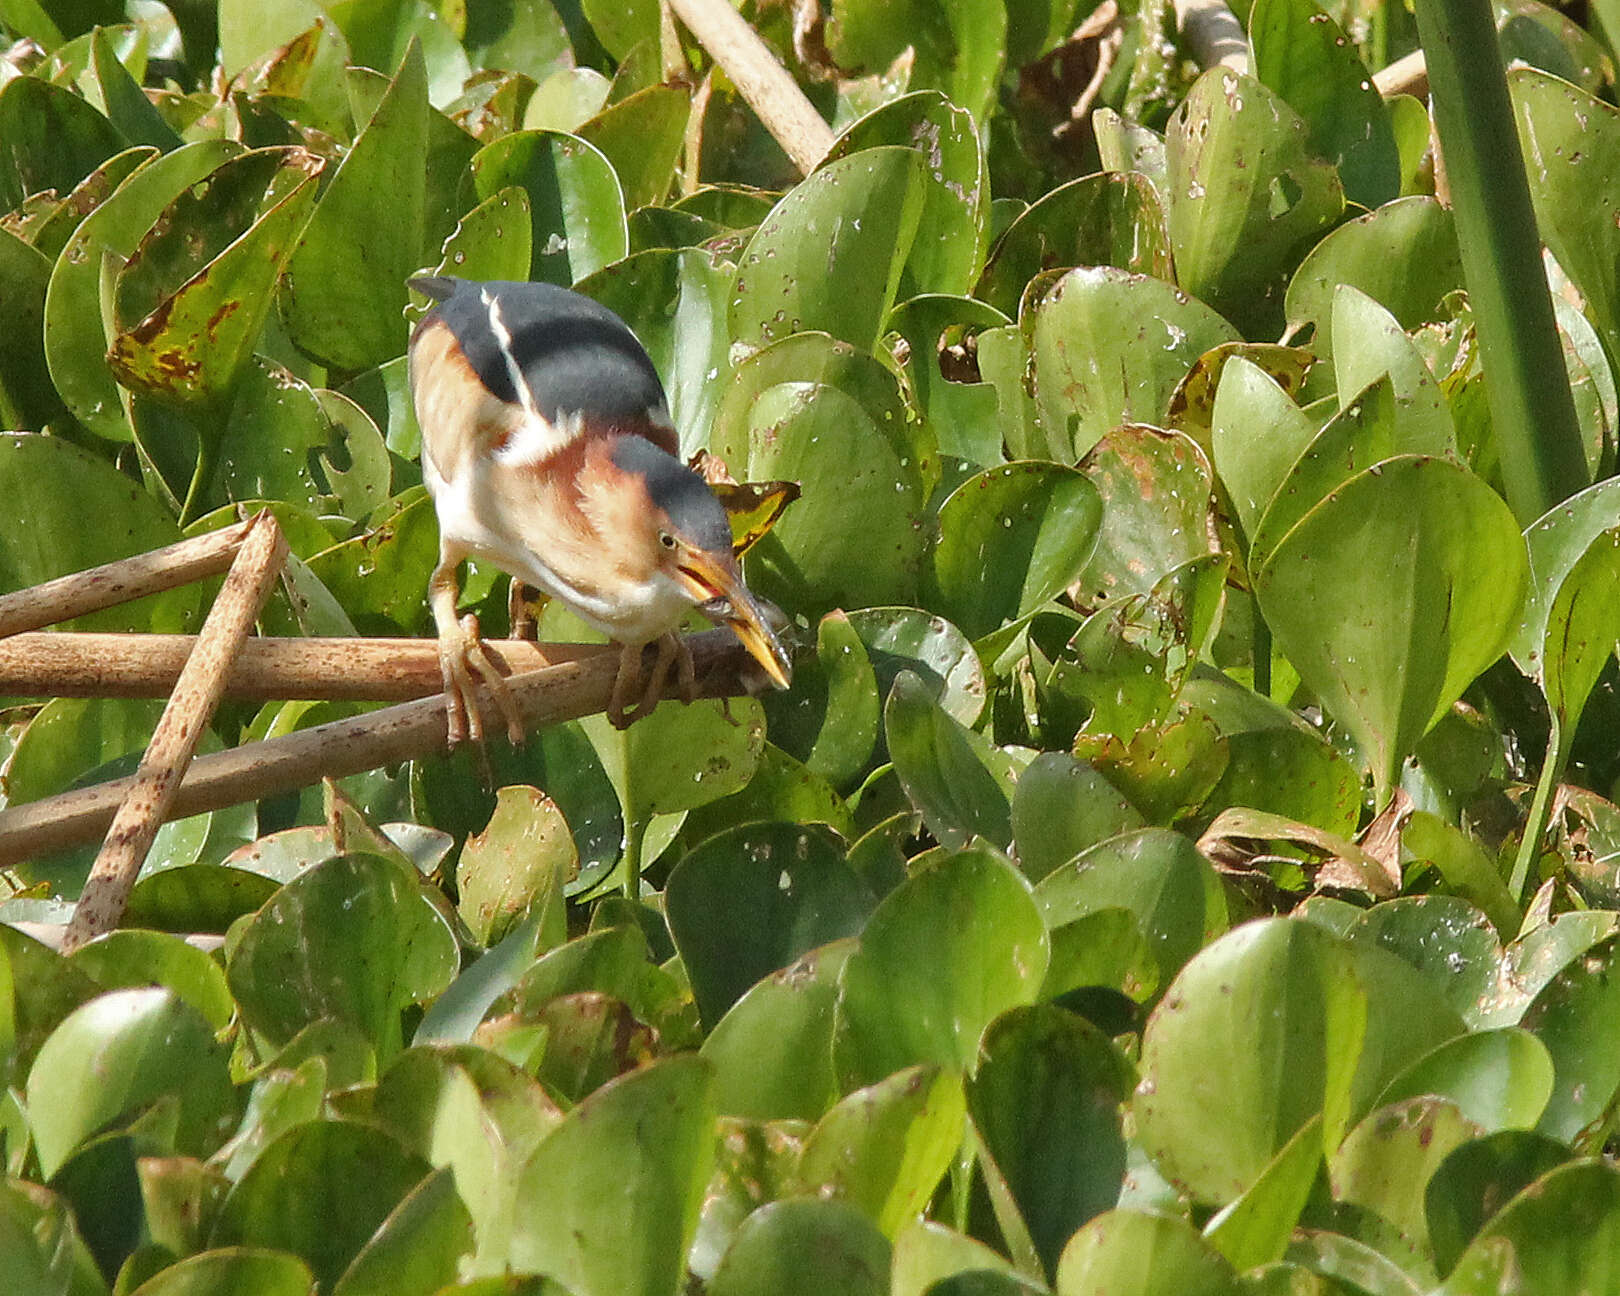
[0,74,126,212]
[1055,1209,1241,1296]
[667,823,870,1029]
[1075,425,1216,605]
[226,853,458,1059]
[708,1199,891,1296]
[977,171,1172,319]
[701,941,852,1123]
[576,84,687,211]
[1284,198,1463,353]
[826,0,1003,122]
[330,1165,473,1296]
[1253,456,1528,800]
[1509,66,1620,369]
[1027,268,1238,462]
[1011,753,1146,882]
[968,1005,1134,1278]
[1378,1028,1554,1134]
[1345,896,1503,1028]
[797,1065,965,1238]
[211,1120,431,1289]
[426,184,532,286]
[26,989,233,1178]
[66,930,233,1030]
[510,1056,715,1296]
[885,671,1012,850]
[1248,0,1399,208]
[0,224,56,430]
[835,845,1049,1087]
[763,610,882,789]
[1437,1161,1620,1294]
[925,462,1102,642]
[893,1218,1029,1296]
[731,147,927,354]
[1203,1117,1323,1273]
[280,44,437,370]
[455,785,572,950]
[1329,287,1455,454]
[845,606,986,726]
[1166,68,1345,337]
[826,91,989,300]
[1037,828,1227,989]
[1210,356,1320,547]
[1423,1129,1572,1278]
[1541,526,1620,733]
[1519,935,1620,1145]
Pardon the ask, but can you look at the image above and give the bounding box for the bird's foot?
[439,612,525,747]
[607,633,692,729]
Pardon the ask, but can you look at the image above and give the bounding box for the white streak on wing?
[481,287,538,418]
[493,407,585,469]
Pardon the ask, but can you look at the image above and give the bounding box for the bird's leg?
[607,633,686,729]
[430,555,525,747]
[508,579,542,641]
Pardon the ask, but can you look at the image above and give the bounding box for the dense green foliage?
[4,0,1620,1293]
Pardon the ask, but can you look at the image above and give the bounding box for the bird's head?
[597,435,793,691]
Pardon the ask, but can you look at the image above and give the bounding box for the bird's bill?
[674,551,793,690]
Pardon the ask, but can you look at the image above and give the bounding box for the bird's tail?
[408,275,460,303]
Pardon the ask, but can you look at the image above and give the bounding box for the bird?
[405,275,792,746]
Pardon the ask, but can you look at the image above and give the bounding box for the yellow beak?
[674,549,793,690]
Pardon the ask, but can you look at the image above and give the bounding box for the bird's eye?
[658,532,677,550]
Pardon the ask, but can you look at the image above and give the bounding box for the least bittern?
[407,275,792,745]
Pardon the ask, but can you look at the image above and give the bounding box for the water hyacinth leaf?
[226,853,458,1059]
[509,1056,715,1296]
[1203,725,1360,842]
[730,147,928,355]
[835,846,1049,1088]
[844,606,986,725]
[1423,1130,1572,1279]
[1329,1097,1479,1265]
[967,1006,1134,1278]
[1247,0,1400,209]
[0,436,200,632]
[26,989,234,1178]
[1202,1116,1323,1273]
[1519,935,1620,1145]
[66,930,233,1031]
[885,671,1013,850]
[1055,1209,1242,1296]
[1540,526,1620,732]
[1437,1161,1620,1295]
[279,43,434,371]
[763,610,882,789]
[1166,68,1345,337]
[307,493,439,634]
[1329,287,1455,454]
[1246,381,1441,576]
[729,381,927,615]
[1344,896,1503,1028]
[0,74,127,212]
[1512,476,1620,677]
[1075,425,1216,605]
[1377,1029,1554,1134]
[1072,710,1229,827]
[977,171,1173,318]
[576,247,732,454]
[1135,919,1366,1205]
[825,91,989,300]
[892,1218,1028,1296]
[454,785,572,950]
[1253,456,1528,801]
[796,1065,966,1239]
[924,462,1102,643]
[886,293,1008,467]
[426,184,533,287]
[210,359,364,513]
[211,1121,431,1289]
[1210,356,1319,546]
[1027,268,1239,462]
[330,1165,473,1296]
[586,696,764,824]
[1011,752,1146,882]
[1284,198,1463,354]
[1037,828,1228,989]
[1509,67,1620,367]
[90,27,181,152]
[666,822,873,1030]
[126,1250,315,1296]
[701,941,851,1122]
[708,1199,890,1296]
[44,139,239,441]
[576,83,688,210]
[0,227,56,431]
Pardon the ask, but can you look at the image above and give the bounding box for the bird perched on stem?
[406,275,792,745]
